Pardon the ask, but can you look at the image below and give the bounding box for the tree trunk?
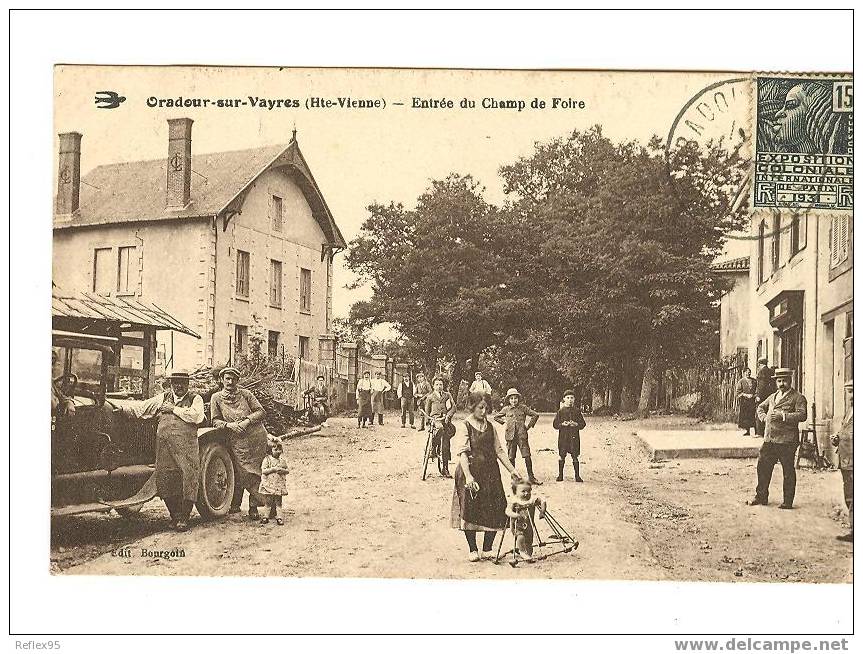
[637,351,658,418]
[609,362,622,413]
[422,347,438,380]
[467,352,480,380]
[620,359,642,413]
[450,357,465,404]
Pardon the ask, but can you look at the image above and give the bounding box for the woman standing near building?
[210,366,269,520]
[356,370,373,428]
[451,392,520,561]
[736,368,757,436]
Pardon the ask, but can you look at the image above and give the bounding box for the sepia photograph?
[47,64,853,583]
[7,7,856,641]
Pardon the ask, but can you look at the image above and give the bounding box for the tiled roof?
[712,255,750,272]
[52,290,200,338]
[54,140,346,248]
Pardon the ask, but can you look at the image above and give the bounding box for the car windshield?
[54,345,104,397]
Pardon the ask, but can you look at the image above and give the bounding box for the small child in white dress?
[258,436,289,525]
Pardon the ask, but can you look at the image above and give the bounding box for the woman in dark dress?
[736,368,757,436]
[451,392,520,561]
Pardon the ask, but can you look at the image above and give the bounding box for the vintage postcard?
[50,65,852,585]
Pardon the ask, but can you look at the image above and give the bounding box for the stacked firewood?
[183,358,313,435]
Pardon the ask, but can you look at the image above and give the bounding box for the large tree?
[499,127,746,415]
[345,174,530,399]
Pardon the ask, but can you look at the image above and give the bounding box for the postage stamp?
[753,75,853,211]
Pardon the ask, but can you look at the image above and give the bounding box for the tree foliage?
[344,127,746,413]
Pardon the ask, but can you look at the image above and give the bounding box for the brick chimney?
[166,117,193,209]
[55,132,82,215]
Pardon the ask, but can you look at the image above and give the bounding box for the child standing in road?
[493,388,541,484]
[259,436,289,525]
[505,479,547,562]
[553,389,587,482]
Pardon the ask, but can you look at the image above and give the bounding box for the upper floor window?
[830,214,850,268]
[93,247,113,295]
[771,213,780,272]
[790,213,807,258]
[757,221,766,284]
[236,250,250,298]
[270,259,283,308]
[270,195,283,232]
[300,267,312,313]
[117,246,137,294]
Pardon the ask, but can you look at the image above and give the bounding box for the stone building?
[713,255,751,364]
[53,119,346,372]
[725,209,854,450]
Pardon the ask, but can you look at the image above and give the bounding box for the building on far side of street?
[742,209,853,457]
[713,255,751,365]
[53,119,346,372]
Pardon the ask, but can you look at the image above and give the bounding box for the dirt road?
[51,414,853,582]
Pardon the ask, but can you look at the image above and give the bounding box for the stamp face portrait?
[753,76,853,211]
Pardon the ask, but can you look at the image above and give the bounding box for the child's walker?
[494,508,579,567]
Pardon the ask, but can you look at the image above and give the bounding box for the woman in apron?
[370,371,391,426]
[210,366,269,519]
[356,371,373,428]
[451,392,521,561]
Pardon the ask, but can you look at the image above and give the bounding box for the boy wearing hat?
[553,390,587,481]
[494,388,541,484]
[748,368,808,509]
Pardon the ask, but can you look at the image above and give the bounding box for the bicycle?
[420,411,451,480]
[301,387,327,426]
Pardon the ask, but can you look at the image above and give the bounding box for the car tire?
[196,441,235,520]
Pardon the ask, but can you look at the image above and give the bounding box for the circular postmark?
[665,76,824,242]
[664,77,755,240]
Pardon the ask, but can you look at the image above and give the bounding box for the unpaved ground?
[51,415,853,582]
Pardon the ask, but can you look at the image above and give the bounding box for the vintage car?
[51,292,238,519]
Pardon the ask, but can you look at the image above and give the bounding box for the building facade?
[713,256,751,364]
[746,209,853,450]
[53,119,346,372]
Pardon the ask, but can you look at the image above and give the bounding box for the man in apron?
[210,366,269,520]
[119,369,204,531]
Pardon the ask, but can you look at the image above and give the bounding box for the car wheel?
[196,441,235,520]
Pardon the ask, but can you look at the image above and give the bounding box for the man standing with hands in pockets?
[747,368,808,510]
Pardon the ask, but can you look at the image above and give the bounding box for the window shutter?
[840,215,849,262]
[830,216,840,267]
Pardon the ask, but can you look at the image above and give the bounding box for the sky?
[54,66,750,321]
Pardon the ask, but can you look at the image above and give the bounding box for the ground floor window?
[234,324,248,359]
[298,335,310,360]
[268,330,281,360]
